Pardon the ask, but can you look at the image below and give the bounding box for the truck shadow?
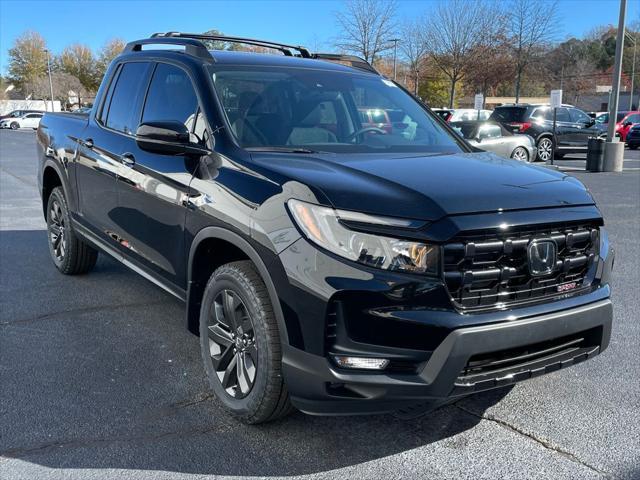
[1,230,510,477]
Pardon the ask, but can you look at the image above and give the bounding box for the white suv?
[1,112,44,130]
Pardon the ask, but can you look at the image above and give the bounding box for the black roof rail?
[311,53,378,74]
[123,37,213,61]
[152,32,312,58]
[126,32,378,75]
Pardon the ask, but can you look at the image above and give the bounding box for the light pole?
[603,0,627,172]
[626,31,637,110]
[44,49,54,112]
[390,38,400,81]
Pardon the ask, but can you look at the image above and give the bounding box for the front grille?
[443,222,600,310]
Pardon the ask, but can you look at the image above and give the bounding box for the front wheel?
[10,122,19,130]
[536,137,553,162]
[511,146,530,162]
[46,187,98,274]
[199,260,292,424]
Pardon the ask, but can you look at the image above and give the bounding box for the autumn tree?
[335,0,398,63]
[58,44,97,92]
[7,31,49,95]
[95,38,126,84]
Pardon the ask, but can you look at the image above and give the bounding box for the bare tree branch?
[335,0,398,63]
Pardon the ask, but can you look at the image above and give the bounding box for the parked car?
[490,104,605,162]
[0,109,44,121]
[449,108,492,122]
[358,107,392,134]
[594,111,628,128]
[0,112,44,130]
[37,32,614,424]
[614,111,640,142]
[626,123,640,149]
[451,120,536,161]
[432,108,452,122]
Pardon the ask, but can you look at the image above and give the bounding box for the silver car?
[451,121,537,162]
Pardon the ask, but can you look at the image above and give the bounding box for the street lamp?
[44,49,54,112]
[389,38,400,81]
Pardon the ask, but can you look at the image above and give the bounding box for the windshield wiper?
[246,146,320,154]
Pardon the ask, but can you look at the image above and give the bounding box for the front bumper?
[284,298,612,415]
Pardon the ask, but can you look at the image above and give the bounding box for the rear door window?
[569,108,591,123]
[555,108,571,122]
[103,62,152,135]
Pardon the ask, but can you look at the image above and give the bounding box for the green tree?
[7,31,48,95]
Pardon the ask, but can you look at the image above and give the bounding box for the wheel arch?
[186,227,289,346]
[41,161,68,218]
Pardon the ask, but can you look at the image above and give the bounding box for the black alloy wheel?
[207,289,258,398]
[48,197,67,263]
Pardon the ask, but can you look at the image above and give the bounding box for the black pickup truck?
[37,33,614,424]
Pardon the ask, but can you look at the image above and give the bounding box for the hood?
[249,151,595,221]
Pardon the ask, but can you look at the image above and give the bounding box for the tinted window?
[142,63,199,130]
[555,108,570,122]
[211,65,462,154]
[490,107,528,122]
[105,62,151,135]
[626,113,640,123]
[569,108,591,123]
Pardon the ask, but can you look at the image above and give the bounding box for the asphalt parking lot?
[1,129,639,480]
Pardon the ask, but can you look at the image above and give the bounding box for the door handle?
[121,153,136,167]
[83,138,94,149]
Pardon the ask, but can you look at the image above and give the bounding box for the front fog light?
[332,355,389,370]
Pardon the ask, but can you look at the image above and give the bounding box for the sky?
[1,0,639,75]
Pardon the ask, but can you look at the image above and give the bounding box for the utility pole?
[45,49,55,112]
[627,31,637,110]
[414,69,419,96]
[390,38,400,81]
[603,0,627,172]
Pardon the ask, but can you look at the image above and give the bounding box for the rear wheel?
[536,137,553,162]
[46,187,98,274]
[199,260,292,424]
[511,146,530,162]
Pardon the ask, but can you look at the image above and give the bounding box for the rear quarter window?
[490,107,528,122]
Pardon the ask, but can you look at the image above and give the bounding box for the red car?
[615,111,640,142]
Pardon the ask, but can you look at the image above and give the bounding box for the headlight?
[287,199,440,275]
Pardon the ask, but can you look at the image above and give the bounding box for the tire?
[511,146,530,162]
[46,187,98,274]
[10,122,19,130]
[536,137,554,162]
[199,260,292,424]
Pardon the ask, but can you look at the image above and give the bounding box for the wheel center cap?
[235,337,243,349]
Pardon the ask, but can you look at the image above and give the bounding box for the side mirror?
[623,121,633,127]
[136,121,209,156]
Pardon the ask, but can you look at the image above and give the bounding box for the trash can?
[586,137,605,172]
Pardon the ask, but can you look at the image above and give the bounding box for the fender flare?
[41,158,74,215]
[186,226,289,345]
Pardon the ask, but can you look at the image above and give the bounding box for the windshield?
[209,65,463,154]
[596,112,627,124]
